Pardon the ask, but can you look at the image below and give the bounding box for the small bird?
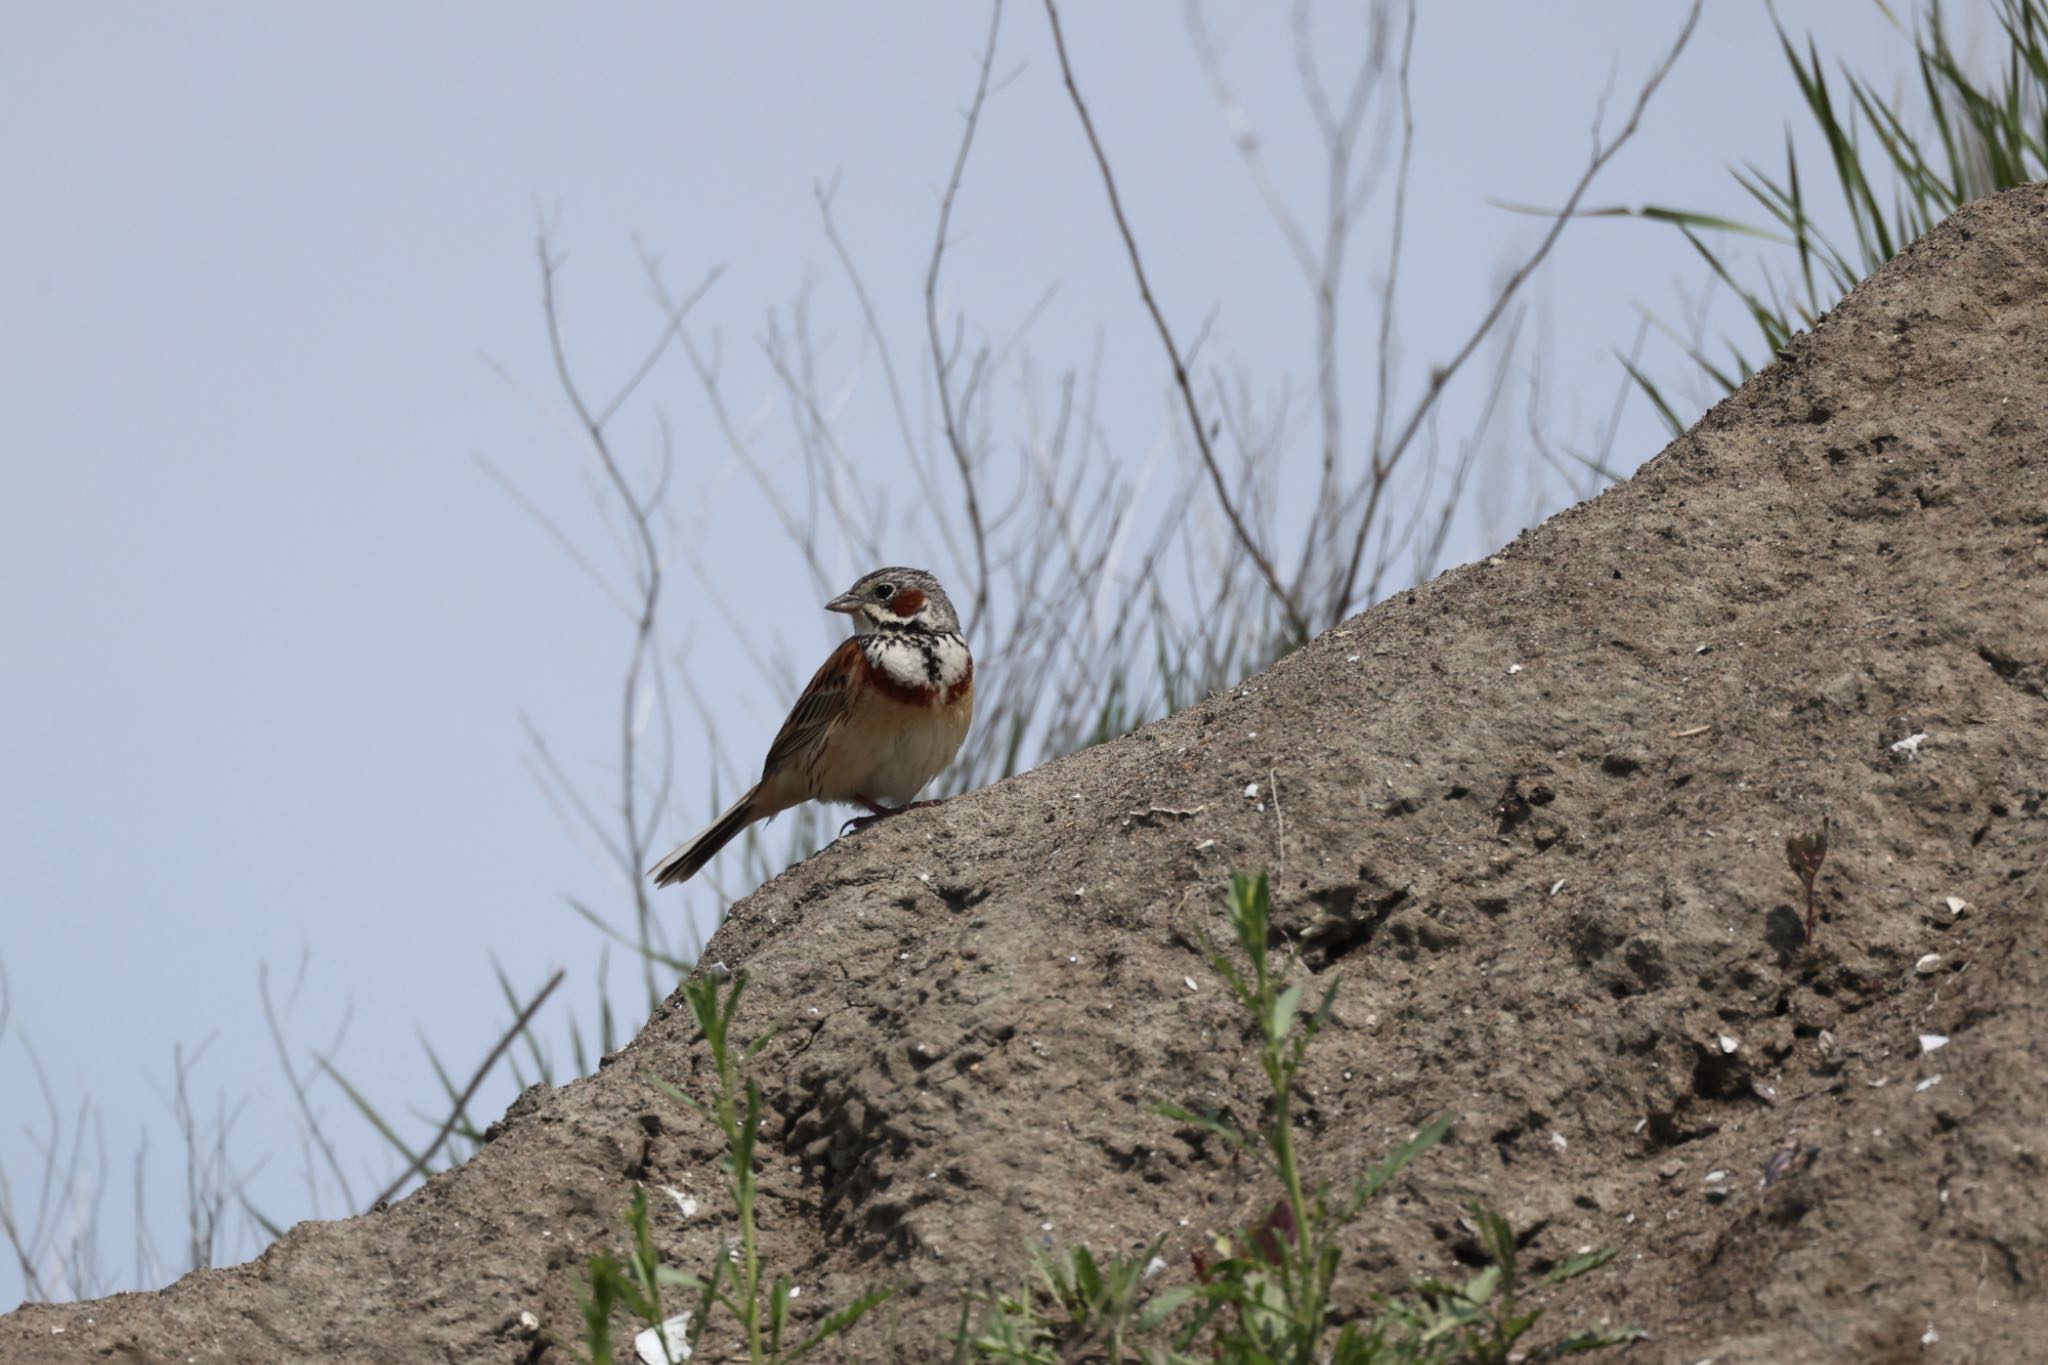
[648,567,974,887]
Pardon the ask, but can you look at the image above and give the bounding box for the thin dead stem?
[367,969,565,1210]
[926,0,1006,634]
[1043,0,1312,643]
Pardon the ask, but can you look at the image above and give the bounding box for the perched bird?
[648,567,974,887]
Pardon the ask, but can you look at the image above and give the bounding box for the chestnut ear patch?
[889,588,927,615]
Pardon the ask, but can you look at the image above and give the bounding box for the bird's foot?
[839,797,946,837]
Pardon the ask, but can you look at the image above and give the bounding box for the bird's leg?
[839,795,947,837]
[839,796,892,836]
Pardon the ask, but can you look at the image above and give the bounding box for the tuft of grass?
[961,1239,1195,1363]
[1614,0,2048,429]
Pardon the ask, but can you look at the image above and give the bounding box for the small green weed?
[575,970,891,1363]
[962,872,1635,1364]
[1383,1205,1633,1364]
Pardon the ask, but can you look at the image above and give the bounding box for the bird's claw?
[838,798,945,838]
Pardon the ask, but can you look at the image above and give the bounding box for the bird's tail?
[648,787,761,887]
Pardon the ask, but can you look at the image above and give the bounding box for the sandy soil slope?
[6,184,2045,1363]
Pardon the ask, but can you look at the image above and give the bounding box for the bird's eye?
[873,582,895,600]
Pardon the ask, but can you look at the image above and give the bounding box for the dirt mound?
[8,185,2047,1363]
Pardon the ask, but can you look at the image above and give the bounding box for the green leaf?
[1348,1114,1451,1213]
[1151,1102,1259,1155]
[1268,983,1302,1044]
[1134,1286,1196,1332]
[653,1266,708,1290]
[785,1285,897,1362]
[769,1275,792,1353]
[1489,198,1783,239]
[643,1074,713,1123]
[1537,1247,1617,1287]
[1461,1264,1501,1308]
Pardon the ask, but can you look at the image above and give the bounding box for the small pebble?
[1915,953,1942,975]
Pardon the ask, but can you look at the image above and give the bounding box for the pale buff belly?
[811,688,972,805]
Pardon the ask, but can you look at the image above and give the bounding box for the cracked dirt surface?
[5,186,2046,1363]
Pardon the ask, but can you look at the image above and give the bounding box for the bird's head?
[826,567,960,634]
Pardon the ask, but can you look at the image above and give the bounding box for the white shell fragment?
[1915,953,1943,975]
[1890,731,1928,757]
[659,1186,698,1219]
[1506,663,1524,675]
[1183,976,1199,992]
[1718,1034,1741,1054]
[634,1312,694,1363]
[1916,1075,1943,1093]
[1143,1255,1168,1280]
[1944,896,1969,916]
[1243,782,1260,798]
[1920,1033,1949,1054]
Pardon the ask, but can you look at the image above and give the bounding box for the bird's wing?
[761,635,864,779]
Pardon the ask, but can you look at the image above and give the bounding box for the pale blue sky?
[0,1,1963,1304]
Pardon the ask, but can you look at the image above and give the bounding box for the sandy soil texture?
[5,185,2045,1363]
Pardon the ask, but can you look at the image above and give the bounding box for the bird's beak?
[825,591,864,614]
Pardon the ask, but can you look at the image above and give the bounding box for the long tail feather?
[648,788,760,887]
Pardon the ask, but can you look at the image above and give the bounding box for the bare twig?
[538,240,720,1005]
[1331,0,1701,621]
[258,957,357,1216]
[368,968,565,1210]
[925,0,1006,634]
[815,179,969,584]
[1366,0,1417,507]
[1043,0,1311,643]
